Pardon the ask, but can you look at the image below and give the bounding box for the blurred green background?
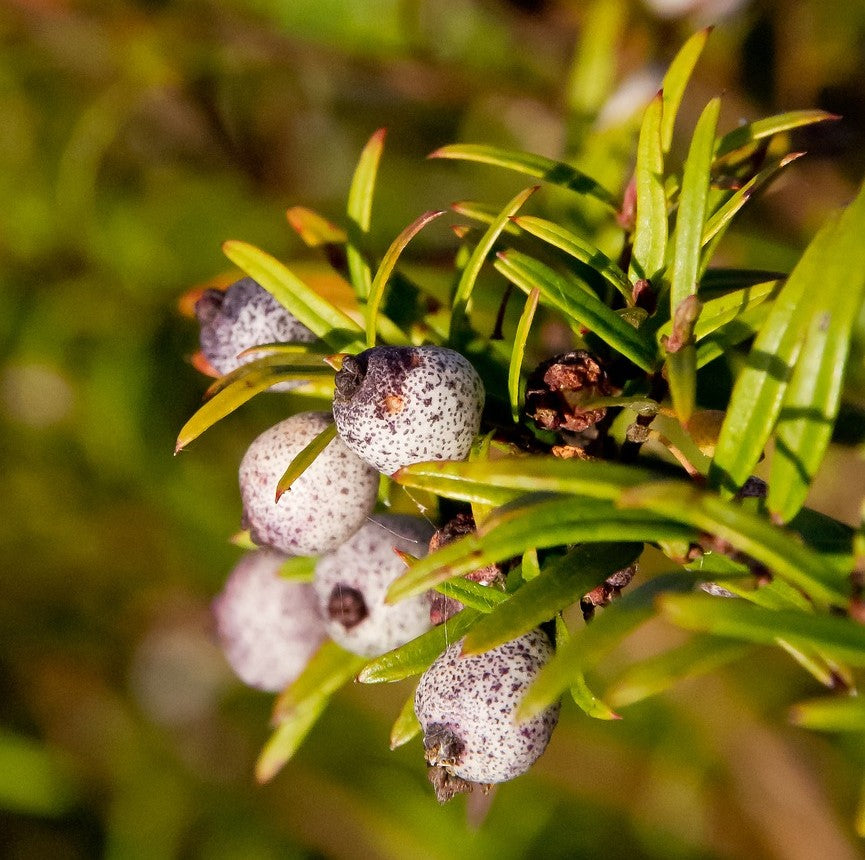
[3,0,865,857]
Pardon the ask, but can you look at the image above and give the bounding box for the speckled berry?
[332,346,484,475]
[195,277,315,389]
[414,629,560,800]
[313,514,436,657]
[212,548,326,692]
[239,412,379,556]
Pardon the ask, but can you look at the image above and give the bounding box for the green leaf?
[394,456,656,501]
[259,642,366,782]
[286,206,348,247]
[714,109,838,160]
[695,298,775,368]
[346,127,386,301]
[657,280,782,345]
[630,90,667,284]
[665,344,698,427]
[519,572,698,720]
[387,494,695,603]
[390,687,421,749]
[660,593,865,666]
[618,482,849,605]
[768,180,865,522]
[701,153,804,251]
[429,144,619,208]
[512,215,633,301]
[462,542,642,655]
[275,421,338,501]
[555,617,620,720]
[435,578,508,613]
[222,240,364,351]
[789,696,865,732]
[607,634,751,708]
[452,186,537,319]
[175,362,334,452]
[358,610,482,683]
[366,209,443,347]
[450,200,521,235]
[495,250,657,372]
[277,555,317,581]
[509,287,539,423]
[710,183,865,498]
[202,350,331,399]
[661,27,711,153]
[669,96,721,311]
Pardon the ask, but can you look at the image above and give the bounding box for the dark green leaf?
[769,179,865,522]
[429,144,619,208]
[660,593,865,666]
[462,542,642,655]
[618,482,849,605]
[495,250,657,371]
[513,215,633,301]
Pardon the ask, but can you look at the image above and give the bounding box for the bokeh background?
[3,1,865,857]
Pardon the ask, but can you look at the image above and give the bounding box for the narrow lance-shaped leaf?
[462,542,642,655]
[394,456,656,501]
[346,128,386,301]
[789,696,865,733]
[429,144,619,209]
[556,616,619,721]
[714,109,838,160]
[660,593,865,666]
[607,634,750,708]
[358,609,482,684]
[390,686,421,749]
[387,494,696,603]
[366,210,444,347]
[661,27,711,153]
[630,90,667,285]
[769,178,865,522]
[175,362,334,452]
[275,421,338,502]
[286,206,347,247]
[669,97,720,310]
[203,350,331,400]
[709,204,843,495]
[508,287,539,423]
[519,572,699,720]
[452,186,537,323]
[258,641,366,782]
[451,200,521,235]
[222,240,364,351]
[513,215,633,302]
[495,250,657,372]
[618,481,849,605]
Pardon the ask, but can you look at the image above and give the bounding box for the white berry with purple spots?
[212,548,326,692]
[195,277,315,389]
[239,412,379,556]
[332,346,484,476]
[414,629,560,798]
[313,514,436,657]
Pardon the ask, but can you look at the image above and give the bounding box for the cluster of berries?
[192,277,561,799]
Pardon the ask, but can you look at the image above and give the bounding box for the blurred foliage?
[2,0,865,857]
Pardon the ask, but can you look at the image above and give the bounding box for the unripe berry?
[414,629,560,800]
[239,412,379,556]
[196,277,315,388]
[212,548,326,692]
[332,346,484,475]
[313,514,436,657]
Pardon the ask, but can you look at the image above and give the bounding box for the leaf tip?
[324,353,349,371]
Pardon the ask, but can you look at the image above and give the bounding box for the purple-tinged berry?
[313,515,435,657]
[239,412,378,556]
[414,629,560,801]
[332,346,484,475]
[212,548,326,692]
